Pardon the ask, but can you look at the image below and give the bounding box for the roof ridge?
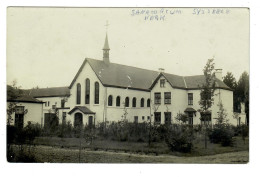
[29,86,69,90]
[87,58,183,77]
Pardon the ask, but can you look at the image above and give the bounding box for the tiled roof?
[28,87,70,98]
[87,58,160,91]
[68,106,95,115]
[8,95,44,103]
[69,58,230,91]
[184,75,230,89]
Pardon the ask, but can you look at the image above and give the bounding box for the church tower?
[103,33,110,65]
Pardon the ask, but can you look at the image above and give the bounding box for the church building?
[13,33,236,128]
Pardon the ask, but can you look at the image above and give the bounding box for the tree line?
[223,71,249,124]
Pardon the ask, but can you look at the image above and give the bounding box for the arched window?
[74,112,83,127]
[85,79,90,104]
[108,95,113,106]
[132,97,136,107]
[141,98,144,107]
[76,83,81,104]
[116,96,120,107]
[94,82,99,104]
[147,99,150,107]
[125,97,129,107]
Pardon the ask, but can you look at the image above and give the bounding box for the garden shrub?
[165,125,194,153]
[208,124,234,146]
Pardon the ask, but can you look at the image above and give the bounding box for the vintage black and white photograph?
[6,7,249,163]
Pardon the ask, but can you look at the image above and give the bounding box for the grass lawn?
[33,135,249,157]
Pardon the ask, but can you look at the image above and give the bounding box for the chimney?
[215,69,222,80]
[158,68,165,73]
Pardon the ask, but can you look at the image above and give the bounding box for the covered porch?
[68,106,96,127]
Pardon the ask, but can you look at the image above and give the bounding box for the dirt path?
[13,145,249,163]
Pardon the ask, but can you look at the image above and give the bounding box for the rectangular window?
[154,92,161,104]
[45,102,47,107]
[188,93,193,105]
[147,116,150,121]
[142,116,145,120]
[164,112,171,124]
[164,92,171,104]
[48,101,50,107]
[160,79,165,87]
[134,116,138,123]
[154,112,161,124]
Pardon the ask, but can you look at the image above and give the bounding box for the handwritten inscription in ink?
[131,8,182,21]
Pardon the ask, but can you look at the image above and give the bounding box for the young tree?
[175,112,188,124]
[198,58,216,149]
[7,80,24,125]
[148,99,160,146]
[199,59,216,120]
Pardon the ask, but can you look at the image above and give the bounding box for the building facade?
[20,33,235,128]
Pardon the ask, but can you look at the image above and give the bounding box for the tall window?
[164,112,171,125]
[116,96,120,107]
[85,79,90,104]
[76,83,81,104]
[147,99,150,107]
[160,79,165,87]
[132,97,136,107]
[164,92,171,104]
[108,95,113,106]
[125,97,129,107]
[94,82,99,104]
[61,99,65,108]
[154,92,161,104]
[188,93,193,105]
[154,112,161,124]
[141,98,144,107]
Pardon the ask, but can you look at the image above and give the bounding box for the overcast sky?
[7,7,249,89]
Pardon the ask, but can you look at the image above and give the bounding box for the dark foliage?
[208,125,234,146]
[164,125,195,153]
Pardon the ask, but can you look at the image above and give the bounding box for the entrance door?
[188,112,193,125]
[15,106,25,129]
[89,116,93,127]
[74,113,83,127]
[15,114,24,129]
[134,116,138,123]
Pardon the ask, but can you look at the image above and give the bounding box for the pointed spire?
[103,33,110,65]
[103,33,110,50]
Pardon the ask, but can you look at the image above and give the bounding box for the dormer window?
[160,79,165,87]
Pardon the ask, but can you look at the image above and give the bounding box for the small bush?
[165,125,194,153]
[208,124,234,146]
